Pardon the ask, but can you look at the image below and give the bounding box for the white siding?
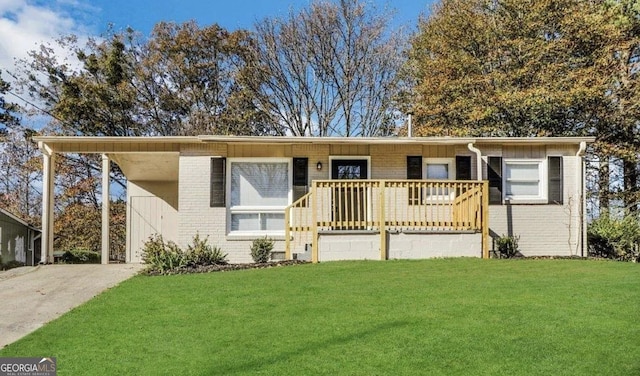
[126,181,178,263]
[0,213,28,264]
[481,146,584,256]
[177,155,289,263]
[389,232,482,259]
[318,233,380,261]
[171,142,585,263]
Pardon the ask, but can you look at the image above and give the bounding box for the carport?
[34,137,184,264]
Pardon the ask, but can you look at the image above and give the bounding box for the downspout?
[467,143,482,181]
[468,142,488,258]
[576,141,587,257]
[29,229,34,266]
[32,232,41,264]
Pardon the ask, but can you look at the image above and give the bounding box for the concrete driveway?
[0,264,144,348]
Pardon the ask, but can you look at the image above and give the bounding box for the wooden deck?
[285,180,489,262]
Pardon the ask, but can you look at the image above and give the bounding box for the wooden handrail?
[284,191,313,259]
[285,180,488,261]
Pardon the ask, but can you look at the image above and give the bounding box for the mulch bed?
[142,259,310,276]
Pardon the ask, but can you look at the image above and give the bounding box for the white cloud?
[0,0,97,127]
[0,0,93,80]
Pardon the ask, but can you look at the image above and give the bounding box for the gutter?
[576,141,587,257]
[467,143,483,181]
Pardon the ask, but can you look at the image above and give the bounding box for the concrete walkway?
[0,264,144,348]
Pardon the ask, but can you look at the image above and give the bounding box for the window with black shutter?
[456,156,472,180]
[487,156,502,205]
[548,156,563,204]
[293,158,308,202]
[210,157,226,207]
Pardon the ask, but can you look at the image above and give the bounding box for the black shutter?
[548,156,563,204]
[488,156,502,205]
[456,156,472,180]
[293,158,308,202]
[210,157,226,207]
[407,156,422,179]
[407,156,422,205]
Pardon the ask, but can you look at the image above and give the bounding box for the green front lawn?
[2,259,639,375]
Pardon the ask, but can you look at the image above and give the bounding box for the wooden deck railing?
[285,180,489,261]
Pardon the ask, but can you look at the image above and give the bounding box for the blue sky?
[88,0,433,35]
[0,0,436,77]
[0,0,435,128]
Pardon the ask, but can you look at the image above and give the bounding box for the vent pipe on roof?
[407,112,413,138]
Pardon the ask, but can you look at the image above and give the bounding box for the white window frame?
[226,158,292,236]
[503,159,547,204]
[423,158,456,202]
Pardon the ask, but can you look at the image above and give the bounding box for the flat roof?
[33,135,595,146]
[0,208,40,232]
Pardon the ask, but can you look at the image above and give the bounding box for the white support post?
[101,154,110,265]
[41,147,55,264]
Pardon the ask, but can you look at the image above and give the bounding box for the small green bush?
[495,235,520,259]
[250,237,274,263]
[61,248,101,264]
[588,214,640,262]
[185,233,227,266]
[142,234,186,272]
[0,259,25,271]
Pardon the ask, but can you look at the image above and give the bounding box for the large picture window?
[229,159,290,233]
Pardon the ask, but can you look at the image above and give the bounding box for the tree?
[133,21,270,136]
[54,200,126,258]
[408,0,640,213]
[249,0,407,137]
[0,70,20,136]
[11,22,269,257]
[597,0,640,212]
[13,22,266,195]
[0,128,41,224]
[409,0,613,137]
[15,22,265,138]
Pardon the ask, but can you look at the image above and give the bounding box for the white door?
[128,196,175,263]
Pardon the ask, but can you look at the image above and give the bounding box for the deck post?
[285,206,291,260]
[101,154,110,265]
[482,181,490,259]
[379,181,387,260]
[40,145,55,264]
[311,182,319,263]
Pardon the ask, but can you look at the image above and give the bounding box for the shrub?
[61,248,101,264]
[1,260,25,271]
[250,237,274,263]
[141,234,186,272]
[495,235,520,259]
[588,214,640,262]
[185,233,227,266]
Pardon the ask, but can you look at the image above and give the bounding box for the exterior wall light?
[317,161,323,170]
